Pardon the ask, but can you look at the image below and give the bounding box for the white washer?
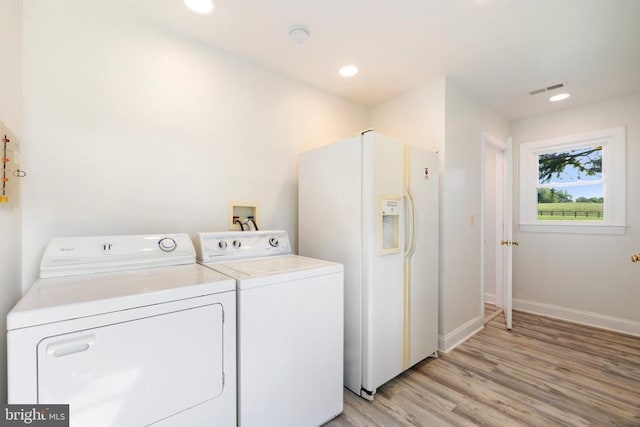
[195,230,344,427]
[7,234,237,427]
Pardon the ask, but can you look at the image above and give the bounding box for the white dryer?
[7,234,236,427]
[195,230,344,427]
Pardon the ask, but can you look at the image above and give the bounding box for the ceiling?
[123,0,640,120]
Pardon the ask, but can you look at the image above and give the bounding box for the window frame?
[519,126,626,235]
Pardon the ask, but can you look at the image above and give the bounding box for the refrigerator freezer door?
[361,132,405,393]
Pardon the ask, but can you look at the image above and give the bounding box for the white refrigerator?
[298,131,439,400]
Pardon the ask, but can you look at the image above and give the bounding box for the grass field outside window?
[537,202,604,221]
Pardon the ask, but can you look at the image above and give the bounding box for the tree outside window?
[537,145,604,221]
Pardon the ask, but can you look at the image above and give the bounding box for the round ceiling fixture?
[339,65,359,77]
[549,93,570,102]
[184,0,215,14]
[289,26,310,44]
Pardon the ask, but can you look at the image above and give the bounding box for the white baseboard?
[513,298,640,338]
[438,314,484,353]
[484,293,496,305]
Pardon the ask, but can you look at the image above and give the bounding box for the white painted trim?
[513,298,640,337]
[438,314,484,353]
[482,132,507,151]
[519,223,627,235]
[484,292,496,305]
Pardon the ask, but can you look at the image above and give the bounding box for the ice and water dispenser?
[379,197,401,254]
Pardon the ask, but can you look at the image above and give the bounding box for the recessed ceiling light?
[549,93,570,102]
[339,65,359,78]
[184,0,214,14]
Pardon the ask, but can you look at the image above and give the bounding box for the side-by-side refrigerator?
[298,131,439,400]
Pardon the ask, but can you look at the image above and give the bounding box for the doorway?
[481,134,510,327]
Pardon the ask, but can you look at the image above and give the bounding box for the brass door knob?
[632,253,640,263]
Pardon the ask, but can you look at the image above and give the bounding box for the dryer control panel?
[196,230,291,262]
[40,234,196,278]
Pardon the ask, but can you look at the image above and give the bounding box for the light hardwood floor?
[325,307,640,426]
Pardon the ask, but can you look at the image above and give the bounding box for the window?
[519,126,626,234]
[537,145,603,221]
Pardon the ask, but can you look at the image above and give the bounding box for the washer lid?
[7,264,234,330]
[206,255,343,290]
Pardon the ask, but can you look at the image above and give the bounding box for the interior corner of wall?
[438,313,484,353]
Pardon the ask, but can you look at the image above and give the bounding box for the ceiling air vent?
[529,82,566,95]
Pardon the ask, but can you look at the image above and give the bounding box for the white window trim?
[519,126,626,235]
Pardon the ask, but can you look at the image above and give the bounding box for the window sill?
[519,223,627,235]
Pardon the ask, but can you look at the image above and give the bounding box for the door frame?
[480,133,509,325]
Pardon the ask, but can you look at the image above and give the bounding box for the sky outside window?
[538,146,603,200]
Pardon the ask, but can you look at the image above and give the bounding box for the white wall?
[370,78,509,351]
[368,78,445,152]
[20,0,366,289]
[511,92,640,334]
[440,79,508,349]
[0,0,22,404]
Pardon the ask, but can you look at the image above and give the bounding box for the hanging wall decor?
[1,121,24,207]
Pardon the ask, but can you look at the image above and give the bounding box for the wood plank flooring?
[484,303,503,324]
[325,306,640,426]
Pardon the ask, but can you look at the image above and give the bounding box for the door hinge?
[222,372,225,387]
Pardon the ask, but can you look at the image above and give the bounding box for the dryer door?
[37,304,224,427]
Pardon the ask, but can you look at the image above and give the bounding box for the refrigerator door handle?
[404,189,417,259]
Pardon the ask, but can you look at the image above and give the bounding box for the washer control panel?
[196,230,291,262]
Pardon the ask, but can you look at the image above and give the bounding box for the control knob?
[268,237,279,248]
[158,237,177,252]
[218,241,228,250]
[233,240,242,249]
